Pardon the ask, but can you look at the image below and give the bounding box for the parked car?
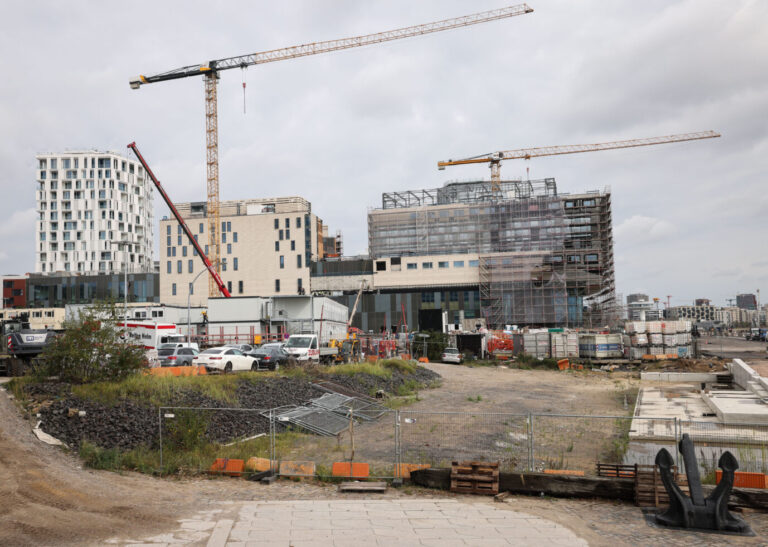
[441,347,463,364]
[195,347,257,373]
[247,345,290,371]
[158,344,199,367]
[224,343,254,353]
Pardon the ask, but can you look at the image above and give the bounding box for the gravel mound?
[30,367,441,452]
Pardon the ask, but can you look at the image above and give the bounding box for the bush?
[42,302,146,383]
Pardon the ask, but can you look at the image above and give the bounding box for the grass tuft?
[325,362,393,379]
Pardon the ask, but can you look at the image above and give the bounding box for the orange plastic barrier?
[209,458,245,477]
[394,463,431,479]
[331,462,370,479]
[543,469,585,476]
[149,365,207,377]
[557,359,570,371]
[716,470,766,489]
[279,460,316,476]
[418,357,429,363]
[245,457,276,473]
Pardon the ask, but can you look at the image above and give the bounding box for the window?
[450,291,459,302]
[227,221,231,232]
[222,258,227,271]
[238,280,243,294]
[199,223,204,233]
[189,283,194,295]
[227,243,232,254]
[297,278,303,292]
[407,263,417,270]
[172,283,177,296]
[285,229,290,239]
[469,260,479,267]
[583,199,596,207]
[421,291,435,303]
[438,261,449,269]
[297,255,302,268]
[279,255,284,269]
[422,262,433,269]
[274,218,279,229]
[227,281,232,293]
[182,246,187,257]
[166,235,171,246]
[568,255,581,263]
[585,254,599,263]
[177,260,182,273]
[167,261,171,274]
[233,257,238,270]
[453,261,465,268]
[296,217,301,228]
[177,235,182,246]
[222,232,226,243]
[275,241,279,251]
[275,279,280,292]
[188,259,193,273]
[233,232,237,243]
[172,247,176,257]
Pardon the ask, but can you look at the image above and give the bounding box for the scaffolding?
[369,179,616,328]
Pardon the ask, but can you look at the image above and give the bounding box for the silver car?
[158,344,199,366]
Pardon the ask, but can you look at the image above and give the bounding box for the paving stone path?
[113,499,587,546]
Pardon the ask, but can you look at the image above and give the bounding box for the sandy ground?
[1,365,766,546]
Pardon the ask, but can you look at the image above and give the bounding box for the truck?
[0,316,56,376]
[116,321,190,365]
[284,334,339,364]
[745,328,767,342]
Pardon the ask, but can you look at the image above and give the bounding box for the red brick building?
[2,276,28,308]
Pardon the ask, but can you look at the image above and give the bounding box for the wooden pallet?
[634,464,688,508]
[596,462,638,479]
[450,461,499,495]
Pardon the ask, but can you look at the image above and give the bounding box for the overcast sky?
[1,1,766,307]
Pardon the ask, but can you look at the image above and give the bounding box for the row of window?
[404,259,480,271]
[274,217,302,230]
[172,280,245,296]
[166,257,240,275]
[275,240,296,251]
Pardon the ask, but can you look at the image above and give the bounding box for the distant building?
[668,305,717,322]
[625,294,656,321]
[695,298,711,307]
[626,293,649,305]
[737,293,757,310]
[2,275,28,308]
[27,271,159,308]
[159,197,335,307]
[35,150,154,275]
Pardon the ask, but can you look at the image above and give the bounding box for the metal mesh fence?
[155,408,768,482]
[398,411,529,472]
[679,420,768,477]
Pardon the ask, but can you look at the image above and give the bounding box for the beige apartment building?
[160,197,328,307]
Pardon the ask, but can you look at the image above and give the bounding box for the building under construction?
[367,178,616,328]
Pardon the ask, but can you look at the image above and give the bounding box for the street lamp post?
[188,267,209,346]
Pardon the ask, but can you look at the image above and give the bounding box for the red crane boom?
[127,142,231,298]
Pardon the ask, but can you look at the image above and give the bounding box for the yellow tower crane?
[438,130,721,191]
[130,4,534,296]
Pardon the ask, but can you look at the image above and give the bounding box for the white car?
[195,347,257,373]
[441,347,463,364]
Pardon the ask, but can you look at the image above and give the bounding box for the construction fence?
[153,407,768,482]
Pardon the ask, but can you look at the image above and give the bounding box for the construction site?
[2,1,766,546]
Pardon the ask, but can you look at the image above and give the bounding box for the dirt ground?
[1,365,766,546]
[700,335,768,368]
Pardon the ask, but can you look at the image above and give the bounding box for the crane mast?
[130,4,534,296]
[438,130,721,190]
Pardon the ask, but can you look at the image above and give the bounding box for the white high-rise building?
[35,151,154,274]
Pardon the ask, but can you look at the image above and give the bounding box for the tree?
[42,301,146,383]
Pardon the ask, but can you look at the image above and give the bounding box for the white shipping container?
[649,346,664,356]
[550,333,567,359]
[630,334,648,346]
[663,334,677,346]
[630,347,646,360]
[661,322,677,335]
[649,333,663,345]
[566,333,579,357]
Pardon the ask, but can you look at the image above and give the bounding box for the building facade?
[2,275,28,308]
[737,293,758,310]
[160,197,328,307]
[365,179,616,328]
[35,151,154,274]
[28,272,159,308]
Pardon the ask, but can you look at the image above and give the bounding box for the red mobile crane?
[127,142,231,297]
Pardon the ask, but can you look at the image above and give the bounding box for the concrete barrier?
[641,372,720,383]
